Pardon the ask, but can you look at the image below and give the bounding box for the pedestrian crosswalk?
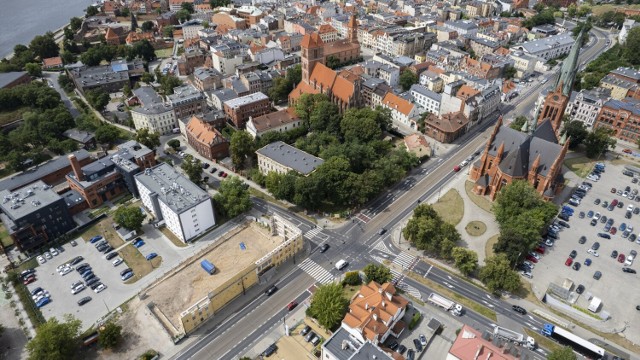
[298,258,334,284]
[304,227,323,239]
[390,268,422,300]
[393,252,416,270]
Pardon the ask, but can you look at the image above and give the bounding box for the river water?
[0,0,95,58]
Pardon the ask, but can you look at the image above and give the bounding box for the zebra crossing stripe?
[304,227,323,238]
[298,258,334,284]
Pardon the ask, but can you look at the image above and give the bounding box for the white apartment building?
[211,52,244,75]
[620,19,639,44]
[135,163,216,243]
[511,32,574,61]
[381,92,419,130]
[410,84,442,115]
[131,104,177,135]
[182,24,204,40]
[566,89,611,128]
[361,60,400,87]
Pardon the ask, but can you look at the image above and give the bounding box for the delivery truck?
[427,293,463,316]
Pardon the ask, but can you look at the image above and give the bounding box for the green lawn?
[0,225,13,248]
[484,234,499,258]
[154,48,173,59]
[464,181,493,213]
[592,4,640,15]
[0,107,29,126]
[432,189,464,225]
[564,156,595,178]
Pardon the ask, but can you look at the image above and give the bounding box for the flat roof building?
[135,163,215,242]
[0,181,75,253]
[256,141,324,176]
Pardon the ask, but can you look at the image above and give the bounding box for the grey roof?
[0,181,62,220]
[602,98,640,115]
[0,149,91,192]
[133,86,163,106]
[444,20,478,31]
[131,102,174,115]
[69,64,129,88]
[224,92,268,108]
[0,71,28,88]
[134,163,210,214]
[322,327,362,360]
[256,141,324,175]
[518,32,573,55]
[349,342,394,360]
[61,189,85,208]
[193,67,222,81]
[168,85,205,105]
[410,84,442,102]
[210,88,238,102]
[63,129,95,143]
[600,74,637,89]
[489,120,561,178]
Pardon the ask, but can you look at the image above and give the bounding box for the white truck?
[588,297,602,312]
[427,293,463,316]
[493,326,536,349]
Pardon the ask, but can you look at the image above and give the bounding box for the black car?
[608,204,616,211]
[573,262,581,271]
[119,268,133,277]
[576,284,585,294]
[89,280,102,289]
[105,252,118,260]
[378,228,387,235]
[570,250,577,259]
[579,236,587,244]
[602,200,609,208]
[594,198,601,205]
[77,296,92,306]
[618,201,625,208]
[626,211,632,219]
[607,218,615,226]
[70,256,84,266]
[597,233,611,239]
[96,244,108,252]
[579,211,585,219]
[300,325,311,336]
[600,215,608,224]
[512,305,527,315]
[319,244,330,253]
[558,213,570,221]
[406,349,415,360]
[209,167,217,173]
[388,341,399,351]
[262,344,277,357]
[76,265,90,273]
[203,163,210,169]
[413,339,423,352]
[631,234,638,242]
[102,245,113,253]
[592,242,600,250]
[547,232,559,240]
[558,220,570,228]
[265,285,278,296]
[590,219,597,226]
[594,271,602,280]
[623,268,637,274]
[398,345,407,355]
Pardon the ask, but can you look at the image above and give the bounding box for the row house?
[185,115,230,160]
[565,88,611,129]
[167,85,207,120]
[223,92,271,128]
[381,92,419,131]
[594,98,640,143]
[192,67,223,92]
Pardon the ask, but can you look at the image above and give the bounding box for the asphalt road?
[171,27,617,360]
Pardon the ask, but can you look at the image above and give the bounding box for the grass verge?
[484,234,499,259]
[465,221,486,236]
[0,224,13,248]
[464,181,493,213]
[407,272,497,321]
[80,218,125,248]
[432,189,464,225]
[160,227,187,248]
[0,107,29,126]
[564,156,594,178]
[342,284,360,300]
[524,329,562,353]
[121,244,162,284]
[8,272,46,327]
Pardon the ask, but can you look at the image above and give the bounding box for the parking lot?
[527,161,640,324]
[23,221,191,329]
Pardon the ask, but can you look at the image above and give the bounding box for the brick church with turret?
[289,15,363,112]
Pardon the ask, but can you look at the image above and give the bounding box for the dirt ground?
[146,223,281,332]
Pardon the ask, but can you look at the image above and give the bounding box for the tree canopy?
[584,127,616,159]
[307,283,349,330]
[181,155,202,184]
[399,70,418,91]
[114,205,146,231]
[561,120,588,149]
[492,181,557,265]
[403,204,461,259]
[229,131,255,169]
[452,247,478,276]
[26,315,81,360]
[98,322,123,349]
[547,346,577,360]
[363,263,393,284]
[29,32,59,59]
[213,176,252,218]
[94,124,121,145]
[134,128,160,150]
[479,254,521,293]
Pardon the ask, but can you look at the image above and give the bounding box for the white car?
[60,267,73,276]
[593,212,601,220]
[44,252,52,260]
[70,281,83,289]
[624,250,636,266]
[37,256,46,264]
[49,248,58,256]
[520,271,533,279]
[94,284,107,293]
[71,284,86,295]
[587,249,599,257]
[32,290,48,300]
[112,257,123,267]
[587,175,599,182]
[523,261,535,269]
[528,252,541,260]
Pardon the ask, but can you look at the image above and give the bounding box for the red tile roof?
[449,325,518,360]
[301,33,324,48]
[309,62,337,92]
[382,93,414,116]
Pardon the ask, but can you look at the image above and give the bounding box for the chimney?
[68,154,84,181]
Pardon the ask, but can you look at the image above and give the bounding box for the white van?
[172,128,180,134]
[335,259,348,271]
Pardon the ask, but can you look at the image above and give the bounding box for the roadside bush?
[342,271,361,286]
[408,311,421,330]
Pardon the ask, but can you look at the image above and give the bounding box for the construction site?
[143,214,303,337]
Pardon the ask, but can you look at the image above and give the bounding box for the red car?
[612,199,619,207]
[623,148,633,154]
[565,258,573,266]
[287,300,298,311]
[618,254,626,263]
[222,172,228,178]
[453,165,461,172]
[610,227,617,235]
[526,255,539,263]
[535,246,546,255]
[23,275,36,285]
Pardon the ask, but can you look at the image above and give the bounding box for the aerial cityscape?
[0,0,640,359]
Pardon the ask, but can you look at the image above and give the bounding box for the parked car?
[145,253,158,261]
[121,272,134,281]
[77,296,92,306]
[265,285,278,296]
[89,235,103,243]
[120,268,133,277]
[584,258,592,266]
[594,271,602,280]
[573,262,581,271]
[133,240,145,248]
[622,268,637,274]
[112,257,123,266]
[576,284,585,294]
[598,233,611,239]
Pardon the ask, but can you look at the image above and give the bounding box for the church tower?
[537,29,584,135]
[301,33,325,84]
[348,15,359,43]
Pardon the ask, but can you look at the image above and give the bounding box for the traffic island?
[464,221,486,236]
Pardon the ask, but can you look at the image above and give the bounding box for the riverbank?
[2,23,68,61]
